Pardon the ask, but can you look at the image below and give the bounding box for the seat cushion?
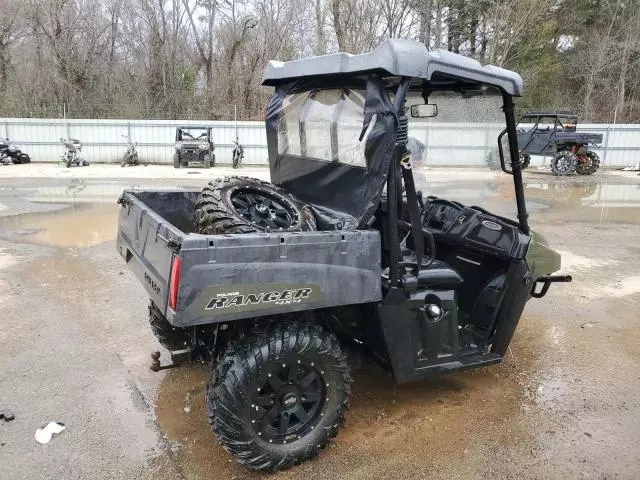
[418,260,463,289]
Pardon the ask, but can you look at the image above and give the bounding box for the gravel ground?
[0,168,639,480]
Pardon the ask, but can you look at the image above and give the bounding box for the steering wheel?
[422,197,463,230]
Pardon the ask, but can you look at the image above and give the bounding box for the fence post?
[601,126,611,167]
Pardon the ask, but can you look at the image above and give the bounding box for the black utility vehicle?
[117,40,570,472]
[489,111,602,175]
[173,126,214,168]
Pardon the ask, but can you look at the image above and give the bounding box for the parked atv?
[121,135,139,167]
[0,138,31,164]
[488,111,602,175]
[61,138,88,167]
[117,40,570,472]
[173,126,214,168]
[231,137,244,168]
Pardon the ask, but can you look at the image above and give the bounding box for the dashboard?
[422,196,527,259]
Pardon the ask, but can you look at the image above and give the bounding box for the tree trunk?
[332,0,346,52]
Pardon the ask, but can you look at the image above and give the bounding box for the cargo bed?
[117,190,382,327]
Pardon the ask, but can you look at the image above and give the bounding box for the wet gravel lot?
[0,165,639,479]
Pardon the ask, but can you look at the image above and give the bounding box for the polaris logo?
[205,287,313,310]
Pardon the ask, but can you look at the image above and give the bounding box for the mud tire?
[576,151,600,175]
[194,176,316,234]
[206,321,351,472]
[551,151,576,176]
[148,301,188,351]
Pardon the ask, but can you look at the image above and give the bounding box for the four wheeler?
[0,138,31,165]
[173,126,215,168]
[60,138,88,167]
[121,135,139,167]
[232,137,244,168]
[117,39,571,472]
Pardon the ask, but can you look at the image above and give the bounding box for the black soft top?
[262,39,523,96]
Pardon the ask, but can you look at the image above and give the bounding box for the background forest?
[0,0,638,121]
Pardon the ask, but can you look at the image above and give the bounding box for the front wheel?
[232,149,242,169]
[207,321,351,472]
[551,152,576,176]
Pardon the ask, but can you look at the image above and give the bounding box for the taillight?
[168,255,181,311]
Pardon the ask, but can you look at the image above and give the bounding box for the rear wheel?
[21,154,31,164]
[207,321,351,472]
[148,301,188,351]
[194,176,316,234]
[576,151,600,175]
[173,153,180,169]
[203,153,211,168]
[232,149,241,169]
[551,151,576,176]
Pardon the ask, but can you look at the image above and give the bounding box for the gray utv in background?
[117,39,571,472]
[488,111,603,175]
[173,126,215,168]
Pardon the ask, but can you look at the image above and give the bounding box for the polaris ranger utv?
[117,39,570,472]
[173,126,215,168]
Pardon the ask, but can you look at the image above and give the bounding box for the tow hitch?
[150,349,190,372]
[531,274,572,298]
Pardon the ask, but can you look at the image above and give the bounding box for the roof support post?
[502,93,530,235]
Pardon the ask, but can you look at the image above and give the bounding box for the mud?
[1,170,639,480]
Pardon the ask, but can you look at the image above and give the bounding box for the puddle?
[153,332,541,480]
[0,202,119,247]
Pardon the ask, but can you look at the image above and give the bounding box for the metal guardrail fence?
[1,118,638,167]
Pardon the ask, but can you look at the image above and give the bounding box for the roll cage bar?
[387,78,529,288]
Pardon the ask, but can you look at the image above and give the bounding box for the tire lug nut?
[268,373,272,377]
[310,362,314,366]
[282,363,286,368]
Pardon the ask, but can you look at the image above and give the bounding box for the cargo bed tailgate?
[117,191,185,311]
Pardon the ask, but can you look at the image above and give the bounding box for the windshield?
[406,87,505,165]
[178,128,209,141]
[405,87,520,221]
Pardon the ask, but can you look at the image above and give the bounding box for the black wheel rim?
[251,360,326,443]
[230,188,298,230]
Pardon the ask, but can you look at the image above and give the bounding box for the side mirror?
[410,104,438,118]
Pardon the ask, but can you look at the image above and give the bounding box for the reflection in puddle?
[0,202,119,247]
[419,178,640,225]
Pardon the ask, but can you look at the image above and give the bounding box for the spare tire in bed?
[194,176,316,234]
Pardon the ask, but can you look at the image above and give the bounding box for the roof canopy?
[262,39,523,96]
